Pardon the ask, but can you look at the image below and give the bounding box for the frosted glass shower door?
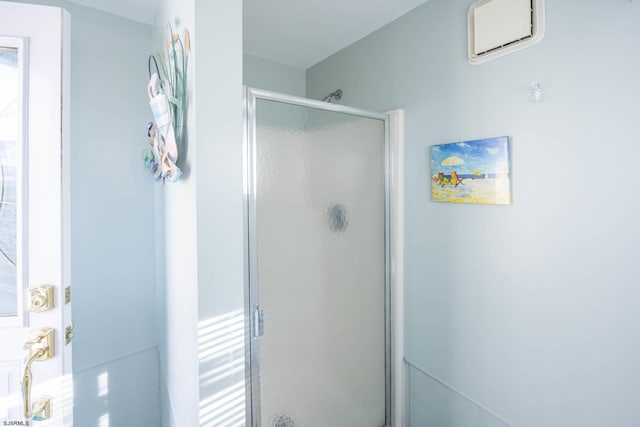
[250,95,388,427]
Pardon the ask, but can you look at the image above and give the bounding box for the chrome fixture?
[322,89,342,103]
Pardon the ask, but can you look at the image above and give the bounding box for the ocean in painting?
[431,136,511,205]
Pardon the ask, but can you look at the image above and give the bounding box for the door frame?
[242,87,403,427]
[0,2,72,425]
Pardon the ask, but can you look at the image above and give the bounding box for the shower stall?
[244,88,398,427]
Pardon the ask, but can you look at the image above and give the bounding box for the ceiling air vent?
[468,0,545,65]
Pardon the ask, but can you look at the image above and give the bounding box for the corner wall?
[194,1,245,425]
[152,0,199,425]
[153,0,245,426]
[243,53,306,97]
[307,1,640,425]
[67,6,159,424]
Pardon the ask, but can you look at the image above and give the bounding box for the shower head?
[322,89,342,103]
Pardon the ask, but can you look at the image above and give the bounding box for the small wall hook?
[531,82,543,102]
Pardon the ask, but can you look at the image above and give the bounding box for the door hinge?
[65,322,74,345]
[253,305,264,338]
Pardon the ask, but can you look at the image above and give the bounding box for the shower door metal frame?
[243,87,392,427]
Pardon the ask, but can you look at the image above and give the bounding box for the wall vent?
[468,0,545,65]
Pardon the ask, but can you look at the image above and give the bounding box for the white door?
[0,2,72,425]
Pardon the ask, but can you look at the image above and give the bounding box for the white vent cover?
[468,0,545,65]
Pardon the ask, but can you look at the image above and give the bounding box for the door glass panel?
[0,46,19,317]
[255,99,387,426]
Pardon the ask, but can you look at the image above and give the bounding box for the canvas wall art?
[431,136,511,205]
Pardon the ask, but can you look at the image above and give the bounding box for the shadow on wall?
[198,309,245,427]
[0,348,159,425]
[74,348,160,426]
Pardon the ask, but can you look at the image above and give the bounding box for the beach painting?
[431,136,511,205]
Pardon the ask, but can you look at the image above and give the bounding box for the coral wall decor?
[144,24,190,183]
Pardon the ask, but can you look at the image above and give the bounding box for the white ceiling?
[66,0,157,24]
[244,0,429,69]
[67,0,430,70]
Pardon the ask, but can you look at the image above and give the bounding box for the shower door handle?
[253,306,264,338]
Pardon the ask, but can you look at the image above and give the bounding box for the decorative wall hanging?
[143,24,190,183]
[431,136,511,205]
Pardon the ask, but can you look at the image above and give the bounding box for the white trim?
[60,9,72,426]
[388,109,405,426]
[247,87,388,121]
[74,346,157,375]
[405,358,516,427]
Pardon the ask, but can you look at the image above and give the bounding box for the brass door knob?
[20,328,54,420]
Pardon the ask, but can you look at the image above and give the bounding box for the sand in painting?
[432,176,510,205]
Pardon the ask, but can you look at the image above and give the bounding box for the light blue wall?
[7,1,159,425]
[243,53,306,97]
[308,1,640,425]
[64,0,156,373]
[67,4,158,424]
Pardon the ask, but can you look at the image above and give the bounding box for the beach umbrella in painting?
[441,156,465,185]
[441,156,465,168]
[441,156,466,173]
